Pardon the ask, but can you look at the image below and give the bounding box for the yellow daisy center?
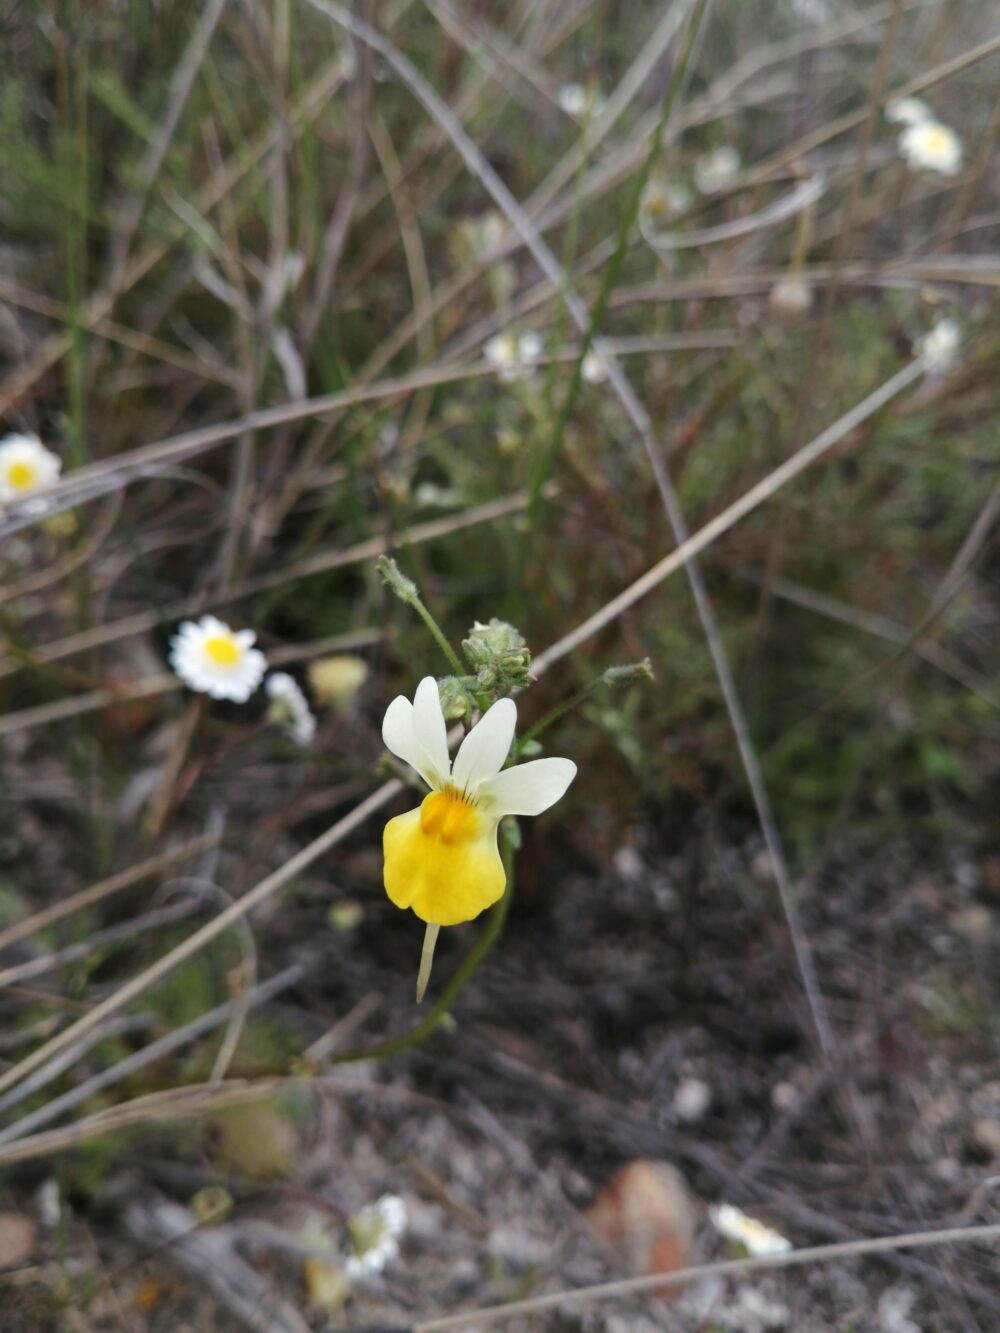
[7,460,37,491]
[203,635,243,666]
[921,126,950,153]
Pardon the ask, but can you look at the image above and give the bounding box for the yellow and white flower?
[382,677,576,928]
[0,433,62,503]
[266,672,316,744]
[710,1203,792,1257]
[169,614,267,703]
[899,118,962,176]
[886,95,932,126]
[694,146,741,195]
[918,317,960,374]
[484,331,544,383]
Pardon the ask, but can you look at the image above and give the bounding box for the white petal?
[452,697,516,791]
[479,757,576,817]
[411,676,451,783]
[381,695,428,780]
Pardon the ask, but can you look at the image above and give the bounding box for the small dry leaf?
[584,1161,698,1299]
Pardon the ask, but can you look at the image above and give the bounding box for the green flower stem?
[513,658,654,757]
[376,555,465,674]
[410,597,465,676]
[331,837,516,1065]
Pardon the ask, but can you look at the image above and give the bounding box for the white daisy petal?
[452,697,517,791]
[886,95,931,125]
[410,676,451,785]
[479,756,577,817]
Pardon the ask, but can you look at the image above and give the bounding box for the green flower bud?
[602,658,655,687]
[462,618,533,697]
[375,555,419,605]
[438,675,475,722]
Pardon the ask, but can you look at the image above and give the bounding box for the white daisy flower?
[886,96,932,126]
[169,615,267,703]
[694,146,741,195]
[917,317,960,374]
[581,349,607,384]
[0,433,62,503]
[266,672,316,744]
[558,82,606,120]
[517,331,543,368]
[710,1204,792,1258]
[345,1194,408,1280]
[898,119,962,175]
[382,677,576,928]
[484,331,544,383]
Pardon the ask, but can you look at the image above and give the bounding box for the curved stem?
[410,597,465,675]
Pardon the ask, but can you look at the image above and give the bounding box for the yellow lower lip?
[383,790,505,926]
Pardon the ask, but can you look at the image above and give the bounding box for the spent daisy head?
[641,177,692,231]
[769,275,813,318]
[345,1195,407,1280]
[694,145,741,195]
[558,82,606,121]
[0,433,62,504]
[169,615,267,703]
[484,331,544,383]
[917,317,961,374]
[898,118,962,176]
[581,349,608,384]
[266,672,316,744]
[381,676,576,927]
